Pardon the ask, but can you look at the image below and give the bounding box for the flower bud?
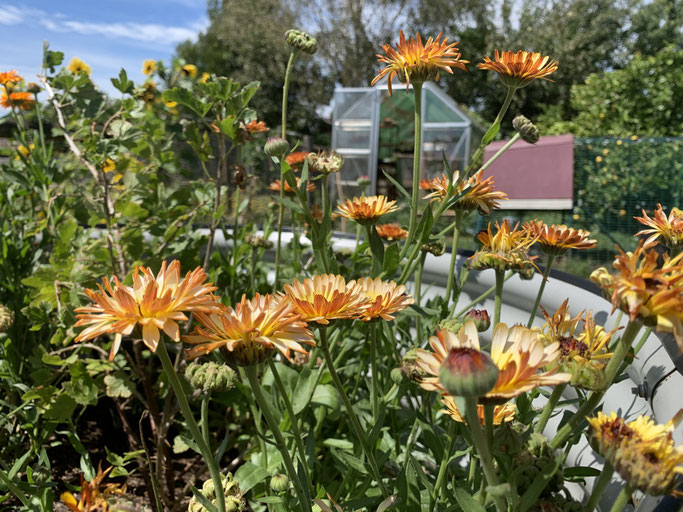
[421,241,445,256]
[464,309,490,332]
[357,175,371,187]
[246,234,274,250]
[400,348,429,382]
[185,362,237,394]
[264,136,289,158]
[438,318,463,334]
[512,115,540,144]
[390,367,405,385]
[439,347,499,398]
[270,474,290,493]
[284,29,318,54]
[0,304,13,333]
[307,151,343,174]
[26,82,41,94]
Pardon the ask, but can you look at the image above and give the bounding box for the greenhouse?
[330,78,473,201]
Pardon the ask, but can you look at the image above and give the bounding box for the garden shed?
[330,78,473,202]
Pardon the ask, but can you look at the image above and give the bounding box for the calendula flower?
[68,57,91,76]
[441,395,515,425]
[415,322,570,404]
[536,300,617,390]
[307,151,344,174]
[16,144,34,158]
[1,91,34,110]
[142,59,157,75]
[335,195,399,225]
[591,243,683,348]
[200,72,211,83]
[524,220,597,255]
[635,204,683,251]
[184,294,315,365]
[0,70,22,86]
[281,274,369,325]
[376,223,408,241]
[285,151,309,169]
[352,277,413,321]
[423,170,507,214]
[245,120,268,134]
[74,261,220,360]
[588,412,683,496]
[268,178,315,194]
[478,50,558,89]
[468,220,538,272]
[60,462,126,512]
[182,64,198,78]
[372,31,468,95]
[419,179,433,190]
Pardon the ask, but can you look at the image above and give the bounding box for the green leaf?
[216,115,238,140]
[382,170,410,200]
[453,487,487,512]
[172,435,190,454]
[311,384,340,411]
[323,438,355,450]
[162,88,211,117]
[367,226,385,277]
[332,449,367,474]
[563,466,601,479]
[104,374,135,399]
[382,243,400,277]
[63,363,98,406]
[481,120,501,146]
[111,68,134,94]
[43,43,64,72]
[234,461,270,493]
[292,367,316,415]
[190,485,219,512]
[519,456,564,512]
[271,195,304,215]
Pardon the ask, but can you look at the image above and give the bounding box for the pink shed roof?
[482,134,574,210]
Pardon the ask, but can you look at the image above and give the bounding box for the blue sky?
[0,1,209,95]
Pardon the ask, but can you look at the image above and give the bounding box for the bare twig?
[155,200,208,256]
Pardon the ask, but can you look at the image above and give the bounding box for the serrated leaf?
[104,374,135,398]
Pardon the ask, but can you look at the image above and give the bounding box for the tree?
[539,47,683,136]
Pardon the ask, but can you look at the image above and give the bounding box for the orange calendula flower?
[285,151,309,168]
[415,322,570,404]
[376,223,408,241]
[184,294,315,365]
[0,70,22,86]
[635,204,683,251]
[60,462,126,512]
[74,261,220,360]
[352,277,413,321]
[371,30,468,95]
[142,59,157,75]
[468,220,538,272]
[441,395,515,425]
[335,195,399,225]
[591,243,683,349]
[67,57,91,76]
[268,178,315,193]
[281,274,370,325]
[524,220,597,255]
[419,179,433,190]
[423,170,507,214]
[1,91,34,110]
[588,411,683,496]
[478,50,558,89]
[245,119,268,134]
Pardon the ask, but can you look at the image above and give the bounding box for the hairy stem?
[527,254,555,328]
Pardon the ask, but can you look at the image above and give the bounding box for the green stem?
[319,328,390,498]
[527,254,555,328]
[322,173,329,219]
[281,51,298,139]
[245,365,310,512]
[464,86,516,179]
[415,252,427,342]
[608,484,632,512]
[404,81,423,254]
[454,272,514,318]
[549,321,641,450]
[466,452,477,492]
[370,322,380,423]
[156,341,226,512]
[33,93,48,159]
[201,393,211,450]
[0,469,31,508]
[267,359,311,486]
[231,187,241,266]
[250,247,257,295]
[464,397,506,512]
[445,211,463,304]
[430,422,456,512]
[479,132,520,174]
[534,383,566,434]
[586,462,614,511]
[484,404,494,447]
[493,270,505,326]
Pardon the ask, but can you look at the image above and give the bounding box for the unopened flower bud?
[188,472,244,512]
[516,265,536,280]
[246,234,274,250]
[26,83,41,94]
[0,304,13,333]
[438,318,463,334]
[357,175,371,187]
[232,165,248,190]
[284,29,318,54]
[390,367,405,385]
[464,309,490,332]
[400,348,429,382]
[439,347,499,397]
[307,151,343,174]
[421,241,445,256]
[270,474,290,493]
[185,362,237,394]
[264,137,289,158]
[512,115,540,144]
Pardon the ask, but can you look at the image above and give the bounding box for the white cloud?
[0,6,208,47]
